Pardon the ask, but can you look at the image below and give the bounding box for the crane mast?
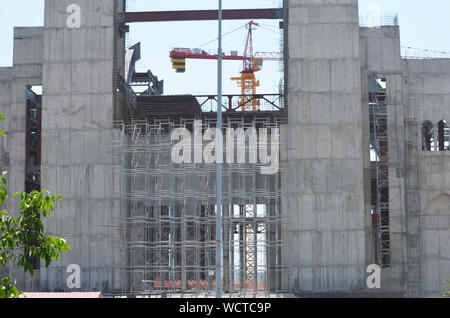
[231,21,261,112]
[170,21,282,112]
[169,23,281,290]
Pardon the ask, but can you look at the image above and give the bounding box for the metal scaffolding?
[369,74,391,268]
[111,115,288,296]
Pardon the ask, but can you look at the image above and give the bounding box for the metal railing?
[402,46,450,60]
[359,14,399,28]
[196,94,284,113]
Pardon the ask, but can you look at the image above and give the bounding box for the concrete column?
[283,0,367,293]
[40,0,124,292]
[3,27,44,291]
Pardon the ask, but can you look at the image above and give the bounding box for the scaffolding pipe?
[111,118,287,296]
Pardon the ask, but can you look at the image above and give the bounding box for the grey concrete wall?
[360,26,406,294]
[403,59,450,296]
[0,67,12,169]
[283,0,367,292]
[422,190,450,297]
[0,67,12,282]
[403,59,450,122]
[358,28,374,291]
[1,27,44,291]
[9,27,43,202]
[40,0,124,292]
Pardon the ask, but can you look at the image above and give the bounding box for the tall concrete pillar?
[283,0,367,292]
[2,27,44,291]
[40,0,124,292]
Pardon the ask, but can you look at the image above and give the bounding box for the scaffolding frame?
[369,74,391,268]
[111,115,288,296]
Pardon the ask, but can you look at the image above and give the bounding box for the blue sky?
[0,0,449,95]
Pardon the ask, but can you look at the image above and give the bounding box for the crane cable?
[258,22,280,29]
[258,25,281,35]
[196,23,247,49]
[196,22,280,51]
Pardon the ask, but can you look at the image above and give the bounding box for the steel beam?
[124,9,283,23]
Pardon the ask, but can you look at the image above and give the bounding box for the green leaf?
[11,286,18,298]
[1,187,70,296]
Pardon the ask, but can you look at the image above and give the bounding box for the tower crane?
[230,20,262,112]
[170,21,282,112]
[170,21,282,290]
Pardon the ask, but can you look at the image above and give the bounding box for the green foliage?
[0,277,23,299]
[444,279,450,298]
[1,190,69,274]
[0,113,5,137]
[0,113,71,298]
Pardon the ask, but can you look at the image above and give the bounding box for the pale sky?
[0,0,449,95]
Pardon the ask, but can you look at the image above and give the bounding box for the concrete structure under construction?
[0,0,449,297]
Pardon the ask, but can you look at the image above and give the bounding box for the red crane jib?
[170,48,245,61]
[170,49,282,61]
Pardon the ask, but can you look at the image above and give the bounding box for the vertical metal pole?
[216,0,223,298]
